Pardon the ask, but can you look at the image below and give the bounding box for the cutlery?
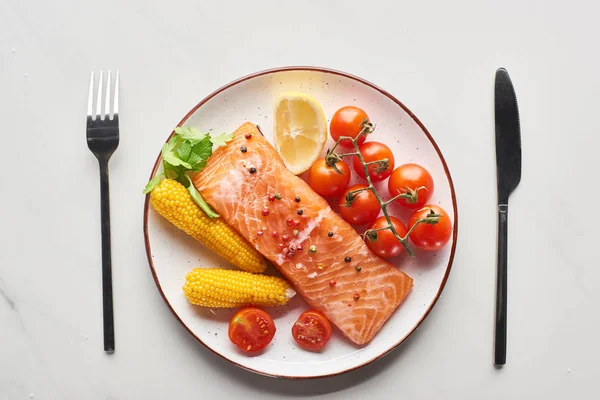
[86,71,120,353]
[494,67,522,366]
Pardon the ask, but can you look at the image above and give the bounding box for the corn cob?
[150,179,266,273]
[183,268,295,308]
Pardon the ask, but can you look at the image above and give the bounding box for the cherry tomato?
[353,141,395,182]
[365,216,408,258]
[338,184,380,225]
[228,307,276,353]
[408,205,452,251]
[292,310,332,350]
[330,106,370,147]
[308,158,351,198]
[388,164,434,209]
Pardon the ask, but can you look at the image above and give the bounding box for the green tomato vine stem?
[326,120,440,257]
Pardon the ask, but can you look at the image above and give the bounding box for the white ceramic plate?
[144,67,457,379]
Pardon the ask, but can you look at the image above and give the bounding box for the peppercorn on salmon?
[183,268,295,308]
[193,122,413,345]
[150,179,266,273]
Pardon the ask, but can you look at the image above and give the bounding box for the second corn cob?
[183,268,296,308]
[150,179,266,273]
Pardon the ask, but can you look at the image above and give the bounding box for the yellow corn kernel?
[183,268,295,308]
[150,179,265,273]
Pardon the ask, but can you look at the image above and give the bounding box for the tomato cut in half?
[308,158,351,198]
[228,307,276,353]
[330,106,371,147]
[292,310,332,350]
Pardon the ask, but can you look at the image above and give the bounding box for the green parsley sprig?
[143,126,234,218]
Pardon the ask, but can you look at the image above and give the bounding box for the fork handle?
[494,204,508,365]
[98,159,115,353]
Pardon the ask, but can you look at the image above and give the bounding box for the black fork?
[86,71,120,353]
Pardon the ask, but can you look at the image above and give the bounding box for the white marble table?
[1,0,598,398]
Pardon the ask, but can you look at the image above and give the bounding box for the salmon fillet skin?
[193,122,413,345]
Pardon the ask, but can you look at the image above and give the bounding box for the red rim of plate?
[143,66,458,379]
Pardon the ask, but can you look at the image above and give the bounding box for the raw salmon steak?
[193,122,413,345]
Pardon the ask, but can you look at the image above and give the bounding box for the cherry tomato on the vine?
[308,158,351,198]
[365,216,408,258]
[338,184,381,226]
[330,106,371,147]
[388,163,434,209]
[408,205,452,251]
[353,141,395,182]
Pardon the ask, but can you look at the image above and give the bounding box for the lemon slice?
[274,92,327,175]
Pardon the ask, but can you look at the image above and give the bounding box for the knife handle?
[494,204,508,365]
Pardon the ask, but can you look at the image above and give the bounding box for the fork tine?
[113,70,119,117]
[105,70,112,119]
[87,71,95,118]
[96,71,104,120]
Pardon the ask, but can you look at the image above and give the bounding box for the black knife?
[494,68,522,366]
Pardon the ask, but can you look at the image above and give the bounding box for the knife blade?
[494,67,522,366]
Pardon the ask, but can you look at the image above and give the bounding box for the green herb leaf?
[142,174,164,194]
[184,175,220,218]
[164,135,180,152]
[186,152,202,169]
[176,140,192,162]
[174,126,208,144]
[151,126,224,217]
[189,136,213,170]
[210,132,234,147]
[190,160,208,172]
[162,135,192,169]
[163,150,193,169]
[163,161,180,180]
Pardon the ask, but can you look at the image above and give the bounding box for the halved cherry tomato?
[330,106,370,147]
[388,164,434,209]
[292,310,332,350]
[365,216,408,258]
[228,307,276,353]
[338,184,380,225]
[353,141,395,182]
[308,158,351,198]
[408,205,452,250]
